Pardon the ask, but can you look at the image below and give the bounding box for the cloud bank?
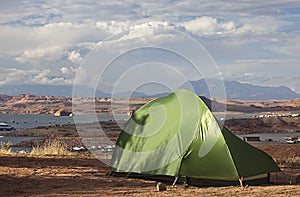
[0,0,299,93]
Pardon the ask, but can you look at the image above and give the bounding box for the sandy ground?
[1,119,300,196]
[0,143,299,196]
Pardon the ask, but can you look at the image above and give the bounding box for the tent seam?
[219,126,241,179]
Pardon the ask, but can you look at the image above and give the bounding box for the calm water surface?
[0,113,299,152]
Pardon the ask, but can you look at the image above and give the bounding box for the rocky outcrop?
[0,94,73,114]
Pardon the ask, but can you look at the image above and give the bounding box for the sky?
[1,0,300,94]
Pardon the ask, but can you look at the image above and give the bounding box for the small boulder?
[156,182,167,191]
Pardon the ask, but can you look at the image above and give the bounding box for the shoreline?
[1,115,300,150]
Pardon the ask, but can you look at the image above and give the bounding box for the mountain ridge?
[185,79,300,101]
[0,80,299,101]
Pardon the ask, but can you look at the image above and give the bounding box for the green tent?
[110,89,280,186]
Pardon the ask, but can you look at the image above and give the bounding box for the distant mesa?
[54,110,73,117]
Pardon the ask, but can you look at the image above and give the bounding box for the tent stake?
[172,176,179,186]
[239,177,244,187]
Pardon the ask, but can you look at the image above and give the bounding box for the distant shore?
[1,93,300,115]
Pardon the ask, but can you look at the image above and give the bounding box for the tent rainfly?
[110,89,280,186]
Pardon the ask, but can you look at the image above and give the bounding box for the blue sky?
[0,0,300,94]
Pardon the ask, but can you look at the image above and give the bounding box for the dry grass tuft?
[0,141,12,154]
[31,139,73,156]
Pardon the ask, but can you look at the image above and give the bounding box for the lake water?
[0,114,129,130]
[0,113,298,152]
[0,113,257,131]
[0,114,128,152]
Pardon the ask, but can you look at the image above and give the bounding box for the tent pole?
[124,172,131,181]
[172,176,179,186]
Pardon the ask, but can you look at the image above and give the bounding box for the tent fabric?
[110,89,280,185]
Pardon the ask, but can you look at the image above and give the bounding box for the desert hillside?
[225,116,300,134]
[1,94,300,115]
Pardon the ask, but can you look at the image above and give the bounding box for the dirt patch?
[1,117,300,196]
[0,155,298,197]
[225,116,300,134]
[0,142,300,196]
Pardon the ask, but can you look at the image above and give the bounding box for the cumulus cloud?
[67,50,83,64]
[30,69,72,84]
[60,66,78,79]
[180,16,236,36]
[0,67,75,86]
[96,21,132,34]
[15,45,66,65]
[60,66,72,75]
[0,0,299,92]
[0,68,35,85]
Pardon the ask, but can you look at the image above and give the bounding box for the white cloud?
[30,69,72,85]
[15,45,66,65]
[60,66,78,80]
[67,50,83,64]
[0,22,106,55]
[0,0,299,93]
[96,21,132,34]
[0,67,75,86]
[0,68,35,85]
[180,16,236,36]
[60,66,72,75]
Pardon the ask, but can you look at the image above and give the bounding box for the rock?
[156,182,167,191]
[54,110,72,116]
[296,175,300,184]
